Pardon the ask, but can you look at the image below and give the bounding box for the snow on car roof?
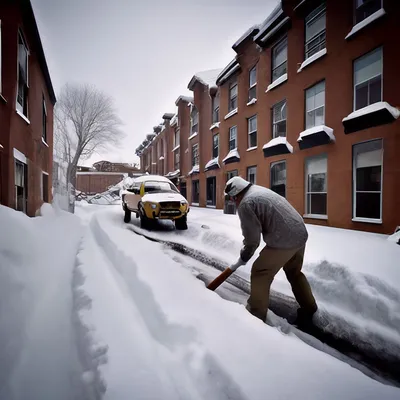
[134,175,172,184]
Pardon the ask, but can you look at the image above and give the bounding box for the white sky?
[31,0,279,166]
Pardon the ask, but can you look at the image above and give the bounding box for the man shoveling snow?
[224,176,318,325]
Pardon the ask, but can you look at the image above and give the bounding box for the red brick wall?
[76,174,124,195]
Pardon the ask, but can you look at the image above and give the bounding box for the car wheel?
[139,206,150,229]
[175,215,188,230]
[124,209,132,223]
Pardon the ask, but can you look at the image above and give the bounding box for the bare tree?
[54,83,124,212]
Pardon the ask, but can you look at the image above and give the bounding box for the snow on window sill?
[206,205,217,209]
[303,214,328,220]
[189,132,198,140]
[210,122,220,130]
[0,94,7,104]
[263,136,293,153]
[224,108,238,120]
[352,217,382,225]
[0,144,4,149]
[266,73,288,92]
[246,146,258,152]
[191,203,199,207]
[172,145,180,152]
[42,138,49,147]
[222,148,240,163]
[159,156,165,160]
[342,101,400,121]
[345,9,386,40]
[247,98,257,106]
[16,109,31,125]
[297,125,335,142]
[297,48,327,73]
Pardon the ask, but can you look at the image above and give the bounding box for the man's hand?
[230,257,246,271]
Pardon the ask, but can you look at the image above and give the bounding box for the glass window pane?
[248,86,257,101]
[306,87,315,111]
[355,82,369,110]
[369,75,382,104]
[356,166,381,191]
[272,62,287,82]
[249,67,257,86]
[314,87,325,108]
[230,84,238,98]
[248,116,257,132]
[310,193,327,215]
[306,110,315,129]
[356,192,381,219]
[315,107,325,126]
[273,38,288,69]
[354,48,382,85]
[249,131,257,147]
[306,9,326,42]
[310,172,327,192]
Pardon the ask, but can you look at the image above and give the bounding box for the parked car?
[121,175,189,230]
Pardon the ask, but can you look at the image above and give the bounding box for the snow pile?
[297,125,335,142]
[343,101,400,121]
[72,207,400,399]
[222,149,240,163]
[263,136,294,153]
[188,165,200,175]
[190,69,223,89]
[0,205,87,399]
[204,157,220,170]
[388,229,400,245]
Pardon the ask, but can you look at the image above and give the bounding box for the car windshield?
[143,181,178,194]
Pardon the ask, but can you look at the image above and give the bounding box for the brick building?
[0,0,56,216]
[136,0,400,234]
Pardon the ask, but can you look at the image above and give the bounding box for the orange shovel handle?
[207,267,234,291]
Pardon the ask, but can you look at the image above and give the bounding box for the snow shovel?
[207,267,234,291]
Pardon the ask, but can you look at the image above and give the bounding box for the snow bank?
[72,207,400,399]
[0,205,87,399]
[388,229,400,245]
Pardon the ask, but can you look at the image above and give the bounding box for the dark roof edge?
[254,4,285,44]
[25,0,56,104]
[175,95,194,106]
[162,113,175,120]
[216,58,241,86]
[232,25,260,51]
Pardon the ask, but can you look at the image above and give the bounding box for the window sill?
[352,217,382,225]
[172,145,180,152]
[266,73,288,92]
[345,9,386,40]
[189,132,198,140]
[224,108,238,120]
[16,109,31,125]
[0,94,7,104]
[297,48,327,73]
[191,203,199,207]
[206,205,217,209]
[247,98,257,106]
[42,138,49,147]
[303,214,328,220]
[246,146,258,152]
[209,122,220,130]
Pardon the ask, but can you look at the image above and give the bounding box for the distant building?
[136,0,400,234]
[0,0,56,216]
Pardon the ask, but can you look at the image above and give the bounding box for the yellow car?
[121,175,189,230]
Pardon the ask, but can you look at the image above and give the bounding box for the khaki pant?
[247,245,317,321]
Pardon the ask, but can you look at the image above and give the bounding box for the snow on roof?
[263,136,294,153]
[188,69,223,90]
[297,125,335,142]
[232,25,260,51]
[342,102,400,122]
[134,175,172,183]
[175,95,194,106]
[205,157,220,170]
[222,148,240,163]
[254,2,284,42]
[216,58,241,86]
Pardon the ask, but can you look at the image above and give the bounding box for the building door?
[206,177,216,206]
[192,180,199,204]
[180,181,187,200]
[15,159,28,213]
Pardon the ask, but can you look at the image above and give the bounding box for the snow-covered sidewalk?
[1,203,400,399]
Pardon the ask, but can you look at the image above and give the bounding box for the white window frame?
[270,160,287,198]
[41,171,49,201]
[305,4,326,60]
[42,95,48,144]
[212,133,219,158]
[272,100,287,138]
[229,81,238,112]
[354,0,383,24]
[229,126,237,151]
[192,143,199,167]
[16,30,29,117]
[212,93,220,123]
[352,139,383,223]
[247,166,257,184]
[174,128,180,148]
[248,65,257,101]
[353,47,383,111]
[305,81,325,129]
[305,154,328,218]
[174,150,180,171]
[248,115,257,148]
[190,106,199,134]
[272,36,288,83]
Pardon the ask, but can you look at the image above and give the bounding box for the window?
[174,150,180,171]
[354,47,382,111]
[17,31,29,116]
[42,173,49,202]
[191,106,199,134]
[248,115,257,148]
[206,177,216,206]
[270,161,286,198]
[247,166,257,184]
[174,128,180,147]
[272,100,287,138]
[306,81,325,129]
[42,96,47,143]
[305,4,326,59]
[213,134,219,158]
[305,155,327,216]
[212,93,220,123]
[248,66,257,101]
[355,0,382,24]
[192,143,199,167]
[229,80,238,111]
[353,139,382,221]
[226,170,238,182]
[192,180,200,204]
[229,126,237,150]
[272,37,288,82]
[15,159,28,213]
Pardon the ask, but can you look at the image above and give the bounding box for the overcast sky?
[31,0,279,166]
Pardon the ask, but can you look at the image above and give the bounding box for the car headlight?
[150,203,157,209]
[180,200,187,206]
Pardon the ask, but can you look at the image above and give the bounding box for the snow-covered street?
[1,203,400,399]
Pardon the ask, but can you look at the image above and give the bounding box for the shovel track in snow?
[128,224,400,387]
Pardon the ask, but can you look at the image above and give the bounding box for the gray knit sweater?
[237,185,308,262]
